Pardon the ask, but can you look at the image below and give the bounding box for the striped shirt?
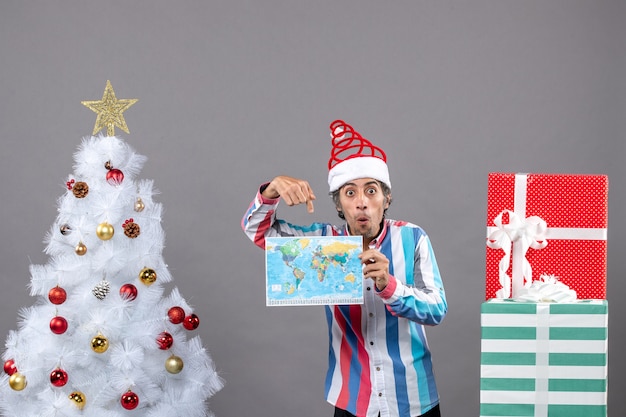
[242,189,447,417]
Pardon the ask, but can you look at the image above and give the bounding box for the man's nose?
[355,191,367,208]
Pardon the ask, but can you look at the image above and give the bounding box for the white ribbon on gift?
[487,210,547,298]
[486,173,607,298]
[534,303,551,417]
[515,274,578,303]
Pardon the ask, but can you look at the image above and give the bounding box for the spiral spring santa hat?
[327,120,390,192]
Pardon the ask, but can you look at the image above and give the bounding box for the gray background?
[1,1,624,416]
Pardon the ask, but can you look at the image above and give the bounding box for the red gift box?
[486,173,608,300]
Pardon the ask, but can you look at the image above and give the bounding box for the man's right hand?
[262,176,316,213]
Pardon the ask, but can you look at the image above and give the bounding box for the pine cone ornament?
[123,219,140,238]
[92,280,111,300]
[72,181,89,198]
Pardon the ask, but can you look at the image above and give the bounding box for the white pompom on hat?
[327,120,391,192]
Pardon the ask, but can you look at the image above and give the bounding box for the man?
[241,120,447,417]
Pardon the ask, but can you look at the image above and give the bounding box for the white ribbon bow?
[486,210,548,298]
[515,274,577,303]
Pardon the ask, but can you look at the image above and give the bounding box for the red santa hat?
[327,120,390,192]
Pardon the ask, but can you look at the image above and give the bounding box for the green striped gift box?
[480,299,608,417]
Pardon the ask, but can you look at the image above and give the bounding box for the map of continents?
[265,236,363,305]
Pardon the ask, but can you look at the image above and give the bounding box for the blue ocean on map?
[265,236,364,306]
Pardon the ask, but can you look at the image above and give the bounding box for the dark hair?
[330,180,392,220]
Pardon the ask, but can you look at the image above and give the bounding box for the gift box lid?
[487,173,608,230]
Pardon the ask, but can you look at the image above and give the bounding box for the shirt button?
[378,393,383,397]
[369,313,374,318]
[367,287,371,291]
[376,367,381,371]
[370,341,374,345]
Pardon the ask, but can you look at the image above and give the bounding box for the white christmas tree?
[0,81,223,417]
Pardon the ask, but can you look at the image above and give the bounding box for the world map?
[265,236,363,306]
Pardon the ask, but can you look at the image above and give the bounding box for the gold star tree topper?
[82,80,138,136]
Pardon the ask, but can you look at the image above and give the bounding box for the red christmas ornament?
[106,168,124,185]
[119,283,138,301]
[156,332,173,350]
[3,359,17,375]
[50,316,68,334]
[120,390,139,410]
[50,368,68,387]
[182,314,200,331]
[48,286,67,305]
[167,306,185,324]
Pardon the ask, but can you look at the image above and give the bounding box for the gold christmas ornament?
[69,391,86,409]
[165,355,184,374]
[81,80,138,136]
[139,267,157,286]
[134,197,145,212]
[8,372,27,391]
[96,222,115,240]
[91,333,109,353]
[75,241,87,256]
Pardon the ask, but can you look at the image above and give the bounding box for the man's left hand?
[360,249,390,291]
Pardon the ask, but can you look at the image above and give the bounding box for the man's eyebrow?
[343,181,380,188]
[364,181,380,186]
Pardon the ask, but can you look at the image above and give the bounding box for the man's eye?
[346,190,355,196]
[366,188,376,195]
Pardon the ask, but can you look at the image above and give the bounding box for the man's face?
[337,178,390,243]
